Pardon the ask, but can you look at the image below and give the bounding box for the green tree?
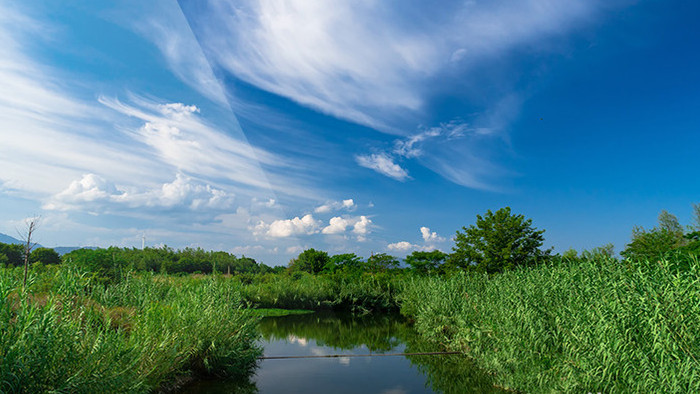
[450,207,549,274]
[29,247,61,265]
[622,226,681,261]
[328,253,364,273]
[622,210,687,261]
[405,250,447,275]
[288,248,330,274]
[366,253,399,273]
[0,242,23,266]
[692,203,700,231]
[581,243,615,260]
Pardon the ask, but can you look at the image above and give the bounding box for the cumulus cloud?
[322,216,350,234]
[420,226,446,243]
[355,154,410,181]
[353,216,372,235]
[254,214,320,238]
[314,198,355,213]
[286,245,304,255]
[44,173,234,212]
[387,241,436,253]
[387,241,416,252]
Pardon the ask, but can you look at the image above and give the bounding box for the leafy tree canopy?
[622,210,687,261]
[450,207,549,274]
[29,247,60,265]
[405,250,447,275]
[366,253,399,273]
[289,248,330,274]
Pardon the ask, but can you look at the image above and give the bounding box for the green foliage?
[450,207,549,273]
[658,209,684,235]
[399,255,700,392]
[405,250,447,275]
[622,226,683,261]
[366,253,399,273]
[327,253,364,273]
[0,266,261,392]
[241,271,399,313]
[29,247,61,265]
[288,248,330,274]
[580,243,615,260]
[0,242,23,266]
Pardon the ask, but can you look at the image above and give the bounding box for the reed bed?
[399,257,700,393]
[239,272,397,312]
[0,265,260,393]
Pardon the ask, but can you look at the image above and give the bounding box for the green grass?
[239,271,398,313]
[250,308,314,317]
[398,256,700,393]
[0,265,261,393]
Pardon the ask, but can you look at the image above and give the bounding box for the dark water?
[182,312,504,393]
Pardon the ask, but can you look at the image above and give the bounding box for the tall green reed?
[398,256,700,393]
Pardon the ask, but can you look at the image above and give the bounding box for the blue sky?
[1,0,699,265]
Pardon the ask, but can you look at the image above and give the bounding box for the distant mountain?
[0,233,23,245]
[54,246,99,255]
[0,233,95,255]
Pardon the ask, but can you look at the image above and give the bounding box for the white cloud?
[420,226,446,243]
[286,245,304,255]
[45,173,234,212]
[125,0,228,106]
[231,245,266,255]
[355,154,409,181]
[353,216,372,235]
[322,216,350,234]
[314,198,355,213]
[387,241,436,253]
[178,0,603,132]
[255,214,320,238]
[387,241,416,252]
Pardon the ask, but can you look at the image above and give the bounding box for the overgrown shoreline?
[3,254,700,392]
[0,266,261,393]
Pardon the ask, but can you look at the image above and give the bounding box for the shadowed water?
[181,312,504,393]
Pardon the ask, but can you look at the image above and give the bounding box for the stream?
[181,311,504,393]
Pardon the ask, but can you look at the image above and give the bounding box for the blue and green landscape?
[2,1,700,392]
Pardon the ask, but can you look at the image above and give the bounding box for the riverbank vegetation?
[0,266,260,393]
[2,205,700,392]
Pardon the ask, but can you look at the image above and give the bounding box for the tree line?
[2,205,699,279]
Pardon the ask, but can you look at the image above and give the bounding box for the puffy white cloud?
[353,216,372,235]
[44,173,234,211]
[314,198,356,213]
[387,241,436,253]
[387,241,416,252]
[355,154,409,181]
[420,226,446,243]
[286,245,304,255]
[322,216,350,234]
[256,214,320,238]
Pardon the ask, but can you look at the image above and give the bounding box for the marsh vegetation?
[2,206,700,392]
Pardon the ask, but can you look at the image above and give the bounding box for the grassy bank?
[0,265,260,393]
[239,271,398,313]
[398,257,700,392]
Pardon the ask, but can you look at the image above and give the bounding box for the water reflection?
[182,312,504,393]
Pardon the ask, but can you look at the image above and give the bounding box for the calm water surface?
[182,312,503,393]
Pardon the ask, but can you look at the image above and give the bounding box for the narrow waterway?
[182,312,504,393]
